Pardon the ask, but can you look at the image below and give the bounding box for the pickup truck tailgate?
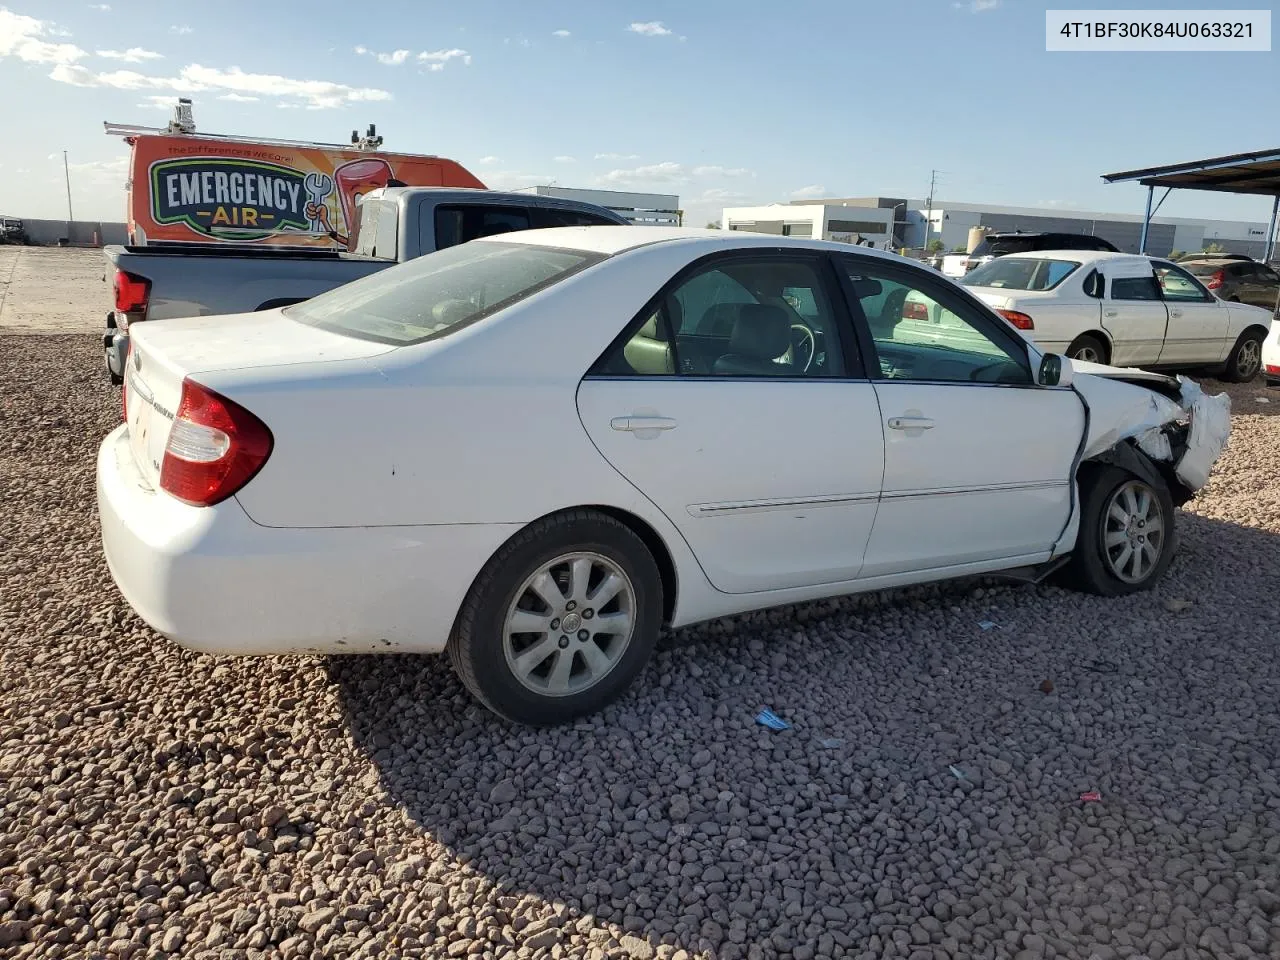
[123,309,394,490]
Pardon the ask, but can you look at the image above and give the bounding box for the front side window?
[596,257,848,378]
[288,241,603,345]
[434,204,534,250]
[1154,262,1212,302]
[961,257,1079,291]
[841,259,1031,385]
[1258,264,1280,284]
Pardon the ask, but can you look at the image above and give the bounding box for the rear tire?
[1222,328,1264,383]
[1065,465,1176,597]
[447,509,663,726]
[1066,334,1109,366]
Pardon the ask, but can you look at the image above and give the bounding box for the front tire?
[448,510,663,725]
[1066,466,1176,596]
[1222,328,1264,383]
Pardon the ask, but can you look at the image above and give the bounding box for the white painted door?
[836,254,1085,578]
[1099,260,1168,366]
[1153,261,1232,364]
[577,254,885,594]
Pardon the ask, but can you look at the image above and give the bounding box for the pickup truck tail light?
[997,309,1035,330]
[160,378,273,507]
[114,269,150,319]
[1205,270,1225,291]
[902,301,931,321]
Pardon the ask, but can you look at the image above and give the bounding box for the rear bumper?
[96,424,519,655]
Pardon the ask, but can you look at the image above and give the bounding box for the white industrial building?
[723,195,1277,258]
[722,203,896,246]
[513,186,681,226]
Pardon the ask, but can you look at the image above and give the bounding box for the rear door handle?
[1104,309,1118,318]
[1170,309,1184,318]
[887,416,935,431]
[611,416,678,433]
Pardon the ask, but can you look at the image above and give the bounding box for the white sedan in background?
[952,251,1272,382]
[98,229,1230,725]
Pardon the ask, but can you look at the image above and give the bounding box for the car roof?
[476,225,911,260]
[979,249,1146,265]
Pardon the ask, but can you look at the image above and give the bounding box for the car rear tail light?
[1205,270,1224,291]
[997,309,1035,330]
[113,269,150,315]
[1266,364,1280,376]
[902,301,931,321]
[159,378,273,507]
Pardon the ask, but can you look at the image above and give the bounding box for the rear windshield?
[971,237,1038,257]
[287,241,604,345]
[961,257,1080,291]
[1184,261,1227,276]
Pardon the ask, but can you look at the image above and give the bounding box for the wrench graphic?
[304,172,334,233]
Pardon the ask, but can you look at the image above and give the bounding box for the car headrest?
[728,304,790,361]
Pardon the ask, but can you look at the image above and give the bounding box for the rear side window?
[288,241,604,345]
[433,204,534,250]
[535,207,621,228]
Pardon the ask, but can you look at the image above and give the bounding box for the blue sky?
[1,0,1276,228]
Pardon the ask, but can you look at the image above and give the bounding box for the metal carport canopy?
[1101,147,1280,258]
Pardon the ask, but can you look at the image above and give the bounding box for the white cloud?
[89,3,111,10]
[594,152,640,161]
[553,155,575,163]
[597,161,687,186]
[417,48,471,71]
[48,62,393,109]
[96,47,163,63]
[699,187,747,202]
[953,0,999,11]
[693,165,751,178]
[552,30,571,38]
[789,185,827,200]
[65,156,127,180]
[484,170,553,190]
[170,25,192,35]
[218,92,259,102]
[628,21,672,37]
[355,46,413,66]
[0,9,86,64]
[477,155,500,165]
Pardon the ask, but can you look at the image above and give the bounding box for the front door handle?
[611,416,678,433]
[1170,309,1183,318]
[887,416,935,431]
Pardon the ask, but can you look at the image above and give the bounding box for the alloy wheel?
[1101,479,1166,584]
[502,552,637,697]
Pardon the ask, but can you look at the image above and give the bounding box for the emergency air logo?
[149,158,311,240]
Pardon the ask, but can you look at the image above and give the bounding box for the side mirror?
[1037,353,1073,387]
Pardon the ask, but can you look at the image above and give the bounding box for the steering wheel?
[968,360,1012,382]
[787,323,817,373]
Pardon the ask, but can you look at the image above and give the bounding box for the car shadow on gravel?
[328,509,1280,959]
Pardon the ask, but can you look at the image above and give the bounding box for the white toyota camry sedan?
[98,228,1231,724]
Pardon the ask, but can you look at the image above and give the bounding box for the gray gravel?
[4,333,1280,959]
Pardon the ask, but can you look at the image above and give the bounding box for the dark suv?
[1180,257,1280,315]
[942,231,1119,277]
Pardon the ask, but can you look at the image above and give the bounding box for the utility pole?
[924,169,938,250]
[63,151,74,222]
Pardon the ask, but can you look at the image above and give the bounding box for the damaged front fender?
[1071,368,1231,497]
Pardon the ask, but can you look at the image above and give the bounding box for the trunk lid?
[123,309,394,489]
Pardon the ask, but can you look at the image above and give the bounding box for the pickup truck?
[102,187,629,382]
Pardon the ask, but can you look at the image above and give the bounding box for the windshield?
[961,257,1080,290]
[287,241,605,345]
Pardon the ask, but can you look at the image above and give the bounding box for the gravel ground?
[4,333,1280,960]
